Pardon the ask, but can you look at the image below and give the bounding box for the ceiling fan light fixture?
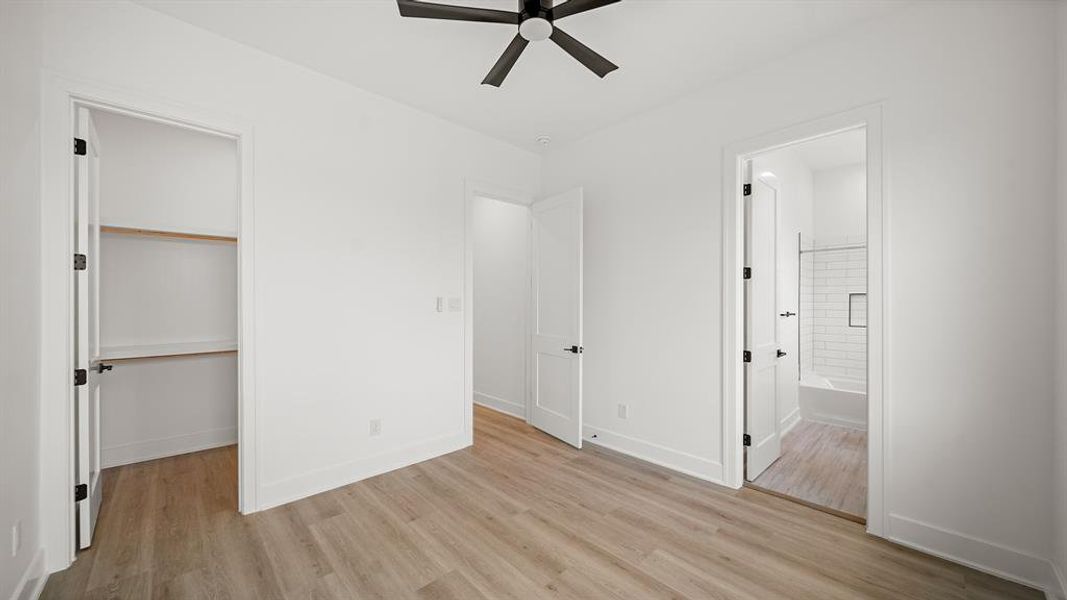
[396,0,621,86]
[519,17,552,42]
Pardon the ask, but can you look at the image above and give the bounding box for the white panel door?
[75,107,104,549]
[745,177,782,480]
[530,188,583,448]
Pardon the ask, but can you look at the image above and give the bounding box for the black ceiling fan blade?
[551,0,621,20]
[397,0,520,24]
[482,34,529,87]
[549,27,618,78]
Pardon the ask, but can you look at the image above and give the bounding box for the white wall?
[473,196,529,419]
[543,1,1058,590]
[35,0,539,570]
[0,1,46,598]
[1055,2,1067,595]
[99,235,237,347]
[813,163,866,243]
[94,109,237,234]
[751,151,813,433]
[100,354,237,467]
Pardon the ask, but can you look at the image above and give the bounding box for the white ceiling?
[137,0,908,152]
[790,128,866,171]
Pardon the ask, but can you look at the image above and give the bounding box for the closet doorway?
[467,184,585,449]
[71,104,242,550]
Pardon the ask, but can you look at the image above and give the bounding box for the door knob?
[776,349,787,358]
[96,363,113,373]
[779,311,796,317]
[564,345,583,354]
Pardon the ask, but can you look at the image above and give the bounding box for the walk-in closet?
[87,108,238,485]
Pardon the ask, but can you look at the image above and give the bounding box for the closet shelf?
[101,224,237,243]
[97,340,238,362]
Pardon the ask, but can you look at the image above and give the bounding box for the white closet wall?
[97,111,237,235]
[92,110,238,468]
[100,235,236,348]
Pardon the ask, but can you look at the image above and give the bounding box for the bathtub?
[798,373,867,430]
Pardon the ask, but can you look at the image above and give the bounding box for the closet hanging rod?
[800,243,866,254]
[100,225,237,243]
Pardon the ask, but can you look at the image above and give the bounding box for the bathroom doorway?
[742,127,870,523]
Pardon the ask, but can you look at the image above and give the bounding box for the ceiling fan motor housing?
[519,1,553,41]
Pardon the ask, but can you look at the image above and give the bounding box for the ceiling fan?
[397,0,621,87]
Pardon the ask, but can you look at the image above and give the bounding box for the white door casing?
[529,188,584,448]
[745,176,782,480]
[75,107,103,549]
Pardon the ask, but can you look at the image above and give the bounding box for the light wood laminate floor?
[750,420,867,520]
[43,406,1039,599]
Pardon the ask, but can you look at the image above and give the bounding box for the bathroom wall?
[802,163,867,382]
[813,163,866,243]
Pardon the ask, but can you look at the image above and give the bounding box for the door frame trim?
[721,104,887,536]
[464,180,535,432]
[39,72,258,572]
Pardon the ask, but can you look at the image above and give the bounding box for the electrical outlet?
[447,297,462,312]
[11,521,21,557]
[617,404,629,419]
[369,419,382,437]
[435,297,445,313]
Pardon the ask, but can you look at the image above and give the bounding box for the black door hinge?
[742,183,751,196]
[743,267,751,280]
[743,434,752,447]
[74,483,88,502]
[74,369,87,386]
[74,253,87,271]
[743,350,751,363]
[74,138,87,156]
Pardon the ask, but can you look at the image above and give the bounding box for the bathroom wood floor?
[42,406,1039,599]
[750,420,868,519]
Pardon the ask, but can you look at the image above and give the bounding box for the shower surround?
[800,236,867,383]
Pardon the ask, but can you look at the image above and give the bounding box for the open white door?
[75,107,103,549]
[744,175,782,480]
[529,188,583,448]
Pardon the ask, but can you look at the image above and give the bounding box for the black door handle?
[779,311,796,317]
[564,345,583,354]
[776,349,787,358]
[96,363,113,373]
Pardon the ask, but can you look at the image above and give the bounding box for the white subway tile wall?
[800,237,867,381]
[800,248,815,374]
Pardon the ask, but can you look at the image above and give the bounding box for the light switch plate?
[448,297,462,312]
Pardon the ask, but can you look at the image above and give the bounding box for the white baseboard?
[474,391,525,419]
[10,548,46,600]
[101,427,236,468]
[1050,562,1066,600]
[779,407,801,435]
[257,431,468,512]
[888,513,1060,596]
[582,424,724,484]
[802,411,866,431]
